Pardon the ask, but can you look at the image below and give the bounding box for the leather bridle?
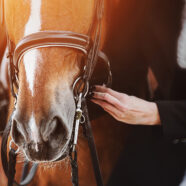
[1,0,112,186]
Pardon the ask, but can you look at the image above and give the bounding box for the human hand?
[91,85,161,125]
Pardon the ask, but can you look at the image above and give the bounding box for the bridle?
[1,0,112,186]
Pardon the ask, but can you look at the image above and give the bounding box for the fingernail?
[89,86,96,92]
[87,92,95,99]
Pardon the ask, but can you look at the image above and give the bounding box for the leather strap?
[83,100,104,186]
[70,150,79,186]
[98,51,112,87]
[1,114,38,186]
[13,31,91,69]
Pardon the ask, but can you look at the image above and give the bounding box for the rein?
[1,112,38,186]
[1,0,112,185]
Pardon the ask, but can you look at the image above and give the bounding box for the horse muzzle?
[11,116,71,162]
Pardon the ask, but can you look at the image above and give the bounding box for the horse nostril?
[11,119,25,145]
[42,117,68,148]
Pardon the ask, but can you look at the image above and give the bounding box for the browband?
[13,31,91,69]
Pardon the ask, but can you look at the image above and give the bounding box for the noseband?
[1,0,112,186]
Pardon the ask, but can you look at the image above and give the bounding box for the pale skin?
[91,85,161,126]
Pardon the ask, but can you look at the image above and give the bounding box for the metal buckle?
[73,77,89,100]
[72,93,82,151]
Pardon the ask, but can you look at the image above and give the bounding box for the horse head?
[5,0,106,162]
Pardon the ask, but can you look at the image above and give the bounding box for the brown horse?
[0,0,134,185]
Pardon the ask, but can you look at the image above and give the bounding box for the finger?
[92,92,126,111]
[94,85,124,100]
[104,107,118,119]
[91,99,124,118]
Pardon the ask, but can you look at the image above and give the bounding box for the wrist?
[148,102,161,125]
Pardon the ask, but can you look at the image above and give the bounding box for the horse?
[1,0,139,185]
[4,0,179,185]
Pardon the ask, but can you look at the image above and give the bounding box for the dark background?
[101,0,186,185]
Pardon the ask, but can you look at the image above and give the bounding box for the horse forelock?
[5,0,95,42]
